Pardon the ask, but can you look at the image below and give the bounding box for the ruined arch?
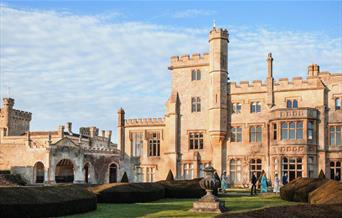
[55,159,74,183]
[83,162,95,184]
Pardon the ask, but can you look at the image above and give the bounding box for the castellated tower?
[0,98,31,136]
[208,27,229,174]
[117,108,125,159]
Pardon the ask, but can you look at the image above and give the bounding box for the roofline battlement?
[11,109,32,121]
[125,117,165,127]
[169,53,209,70]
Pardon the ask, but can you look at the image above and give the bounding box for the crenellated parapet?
[11,109,32,121]
[125,117,165,127]
[230,75,327,94]
[168,53,209,70]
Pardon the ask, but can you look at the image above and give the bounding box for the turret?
[1,98,14,136]
[117,108,125,158]
[308,64,320,77]
[208,27,229,174]
[266,53,274,107]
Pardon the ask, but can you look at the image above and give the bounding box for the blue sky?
[0,1,341,142]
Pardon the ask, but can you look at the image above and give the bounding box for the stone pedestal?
[192,200,226,213]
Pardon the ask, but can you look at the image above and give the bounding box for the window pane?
[297,129,303,139]
[192,70,196,80]
[197,70,201,80]
[293,100,298,108]
[336,162,341,167]
[330,127,335,145]
[336,98,341,110]
[287,100,292,108]
[237,104,241,113]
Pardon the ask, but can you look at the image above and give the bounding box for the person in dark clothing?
[335,171,341,181]
[282,173,288,185]
[251,172,257,196]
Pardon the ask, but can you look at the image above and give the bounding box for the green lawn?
[66,194,302,218]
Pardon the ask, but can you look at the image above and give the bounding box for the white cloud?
[172,9,215,18]
[0,5,341,143]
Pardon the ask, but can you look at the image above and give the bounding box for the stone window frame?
[191,97,201,112]
[135,166,144,182]
[232,102,242,114]
[308,156,315,178]
[330,160,341,181]
[191,69,201,81]
[249,125,262,142]
[231,126,242,142]
[249,158,262,180]
[147,131,160,157]
[280,120,303,140]
[307,120,315,141]
[146,167,155,182]
[329,125,342,146]
[183,163,194,180]
[281,156,303,182]
[250,102,261,113]
[335,97,341,110]
[286,99,299,109]
[188,131,204,150]
[130,131,144,157]
[229,159,242,184]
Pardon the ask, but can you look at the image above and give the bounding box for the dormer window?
[287,99,298,109]
[191,69,201,81]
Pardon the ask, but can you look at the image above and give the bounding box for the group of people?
[250,171,288,195]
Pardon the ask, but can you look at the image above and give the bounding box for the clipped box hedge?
[158,178,206,198]
[0,185,97,218]
[309,180,342,204]
[92,182,165,203]
[280,178,329,202]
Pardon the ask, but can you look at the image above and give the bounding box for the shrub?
[309,180,342,204]
[165,170,174,181]
[158,178,206,198]
[0,185,97,218]
[280,178,328,202]
[120,172,129,183]
[91,183,165,203]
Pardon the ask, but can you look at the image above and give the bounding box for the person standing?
[273,173,280,195]
[261,172,268,193]
[335,171,340,181]
[221,171,228,193]
[250,172,257,196]
[282,172,288,185]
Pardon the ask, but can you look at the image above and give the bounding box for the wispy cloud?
[0,5,341,142]
[172,9,215,18]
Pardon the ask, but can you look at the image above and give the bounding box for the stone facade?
[119,27,342,186]
[0,99,121,184]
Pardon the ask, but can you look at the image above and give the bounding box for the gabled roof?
[52,137,78,147]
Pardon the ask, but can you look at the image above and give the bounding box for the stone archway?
[83,162,95,184]
[55,159,74,183]
[33,162,44,183]
[109,163,118,183]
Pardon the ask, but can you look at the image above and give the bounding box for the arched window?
[197,70,201,80]
[249,159,262,179]
[34,162,44,183]
[330,161,341,181]
[335,98,341,110]
[55,159,74,183]
[230,159,241,184]
[287,100,292,108]
[293,100,298,108]
[191,70,196,81]
[109,163,117,183]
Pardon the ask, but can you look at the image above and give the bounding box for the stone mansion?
[118,27,342,186]
[0,27,341,186]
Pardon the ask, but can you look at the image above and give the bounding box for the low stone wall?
[0,185,97,218]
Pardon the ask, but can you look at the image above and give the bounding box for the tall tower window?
[308,121,314,140]
[273,124,277,140]
[148,132,160,156]
[131,132,143,157]
[191,97,201,112]
[231,127,242,142]
[330,126,341,146]
[191,69,201,81]
[336,98,341,110]
[251,102,261,113]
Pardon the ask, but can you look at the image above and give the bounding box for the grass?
[66,193,302,218]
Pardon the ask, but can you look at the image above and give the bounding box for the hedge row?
[91,178,206,203]
[308,180,342,204]
[0,185,97,218]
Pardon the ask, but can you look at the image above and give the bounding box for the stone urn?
[192,166,226,213]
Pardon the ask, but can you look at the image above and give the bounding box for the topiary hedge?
[280,177,329,202]
[308,180,342,204]
[0,185,97,218]
[158,178,206,198]
[91,182,165,203]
